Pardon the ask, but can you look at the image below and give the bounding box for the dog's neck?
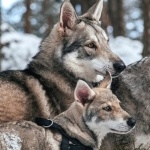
[27,25,78,115]
[53,102,107,150]
[28,24,100,117]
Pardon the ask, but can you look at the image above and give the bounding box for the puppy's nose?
[113,61,126,73]
[127,117,136,128]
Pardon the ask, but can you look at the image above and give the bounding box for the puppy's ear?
[81,0,103,21]
[59,0,77,32]
[99,71,112,88]
[74,80,95,105]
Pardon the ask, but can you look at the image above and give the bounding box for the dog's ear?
[59,0,77,32]
[99,71,112,88]
[82,0,103,21]
[74,80,95,105]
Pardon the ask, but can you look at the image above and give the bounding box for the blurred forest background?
[0,0,150,71]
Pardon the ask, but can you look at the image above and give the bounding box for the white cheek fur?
[63,52,97,81]
[86,117,131,135]
[63,51,114,81]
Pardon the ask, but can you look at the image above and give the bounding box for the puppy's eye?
[86,43,96,49]
[103,106,112,112]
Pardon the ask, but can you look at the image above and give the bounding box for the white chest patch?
[0,132,22,150]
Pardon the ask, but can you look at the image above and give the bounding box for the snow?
[1,0,19,9]
[1,23,15,32]
[123,0,143,40]
[1,23,143,71]
[109,36,143,65]
[0,132,22,150]
[1,23,41,71]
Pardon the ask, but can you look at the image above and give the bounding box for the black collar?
[35,117,93,150]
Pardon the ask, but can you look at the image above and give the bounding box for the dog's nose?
[113,61,126,73]
[127,117,136,128]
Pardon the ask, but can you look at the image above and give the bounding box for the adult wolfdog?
[0,0,126,122]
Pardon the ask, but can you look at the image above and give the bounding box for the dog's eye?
[103,106,112,112]
[86,43,96,49]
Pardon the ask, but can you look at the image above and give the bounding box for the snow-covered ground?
[109,36,143,65]
[1,23,40,70]
[0,23,143,71]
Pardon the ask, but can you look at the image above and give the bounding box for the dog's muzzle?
[113,61,126,75]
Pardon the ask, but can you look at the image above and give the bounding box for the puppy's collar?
[35,117,93,150]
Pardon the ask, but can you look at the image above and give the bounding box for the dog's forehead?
[93,89,120,104]
[77,20,108,41]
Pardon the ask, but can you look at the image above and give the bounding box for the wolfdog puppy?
[0,72,136,150]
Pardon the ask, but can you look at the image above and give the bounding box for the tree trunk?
[0,6,2,71]
[0,3,3,70]
[108,0,125,37]
[142,0,150,57]
[42,0,53,34]
[24,0,32,33]
[101,2,111,31]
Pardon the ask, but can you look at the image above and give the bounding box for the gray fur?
[101,57,150,150]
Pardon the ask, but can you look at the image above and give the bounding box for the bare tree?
[108,0,125,37]
[42,0,53,34]
[0,4,2,71]
[142,0,150,57]
[101,2,111,31]
[24,0,32,33]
